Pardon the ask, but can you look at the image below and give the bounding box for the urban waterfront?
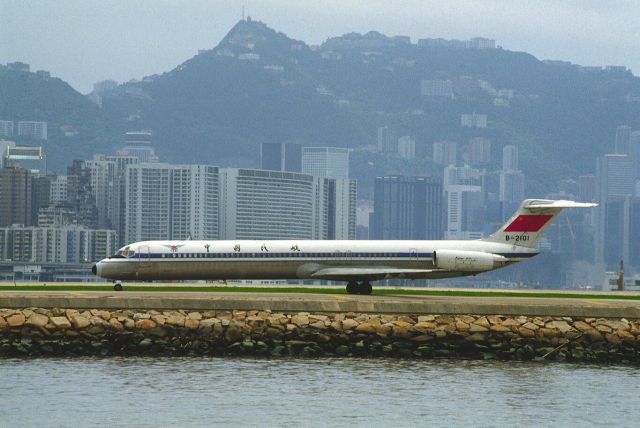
[1,357,638,427]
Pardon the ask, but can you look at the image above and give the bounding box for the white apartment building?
[302,147,350,179]
[17,121,47,140]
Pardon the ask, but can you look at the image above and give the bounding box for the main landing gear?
[113,280,123,291]
[346,281,373,295]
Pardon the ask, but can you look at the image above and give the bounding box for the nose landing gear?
[346,281,372,295]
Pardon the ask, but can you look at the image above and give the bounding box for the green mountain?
[4,19,640,196]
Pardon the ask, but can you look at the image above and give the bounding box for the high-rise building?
[596,154,634,201]
[0,140,16,168]
[0,224,116,263]
[66,160,98,229]
[0,121,14,138]
[370,176,443,240]
[614,125,632,154]
[443,165,483,188]
[502,145,518,171]
[630,131,640,180]
[105,154,138,245]
[397,136,416,160]
[0,167,32,227]
[433,140,457,166]
[444,185,485,239]
[302,147,350,179]
[499,170,525,218]
[219,169,315,240]
[420,80,454,98]
[83,156,117,229]
[4,145,46,175]
[118,131,158,163]
[124,164,218,243]
[461,113,487,128]
[578,175,596,202]
[377,126,397,153]
[17,121,47,140]
[325,178,357,240]
[468,137,491,166]
[260,143,302,172]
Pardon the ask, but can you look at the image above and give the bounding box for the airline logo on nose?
[504,215,553,232]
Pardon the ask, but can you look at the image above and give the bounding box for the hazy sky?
[2,0,639,93]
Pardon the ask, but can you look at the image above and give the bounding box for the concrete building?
[0,224,116,263]
[502,145,518,171]
[443,165,484,188]
[371,176,443,240]
[420,80,454,98]
[468,137,491,166]
[0,166,32,227]
[444,185,485,240]
[4,145,46,175]
[614,125,632,154]
[433,140,457,166]
[17,121,47,140]
[377,126,397,153]
[461,113,487,128]
[37,205,77,228]
[260,142,302,172]
[117,131,158,163]
[302,147,350,179]
[0,139,16,168]
[0,121,14,138]
[48,174,68,205]
[124,164,219,243]
[325,178,357,240]
[397,136,416,160]
[499,170,525,218]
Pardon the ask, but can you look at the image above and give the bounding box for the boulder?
[518,326,535,337]
[50,316,71,329]
[0,317,6,329]
[475,317,490,328]
[291,314,309,327]
[186,312,202,321]
[545,321,573,333]
[184,319,200,330]
[133,313,150,320]
[414,322,437,333]
[6,313,26,327]
[490,324,511,333]
[70,315,90,329]
[165,315,185,327]
[573,321,593,332]
[417,315,435,323]
[522,322,539,331]
[135,319,157,330]
[469,323,488,333]
[27,313,49,327]
[342,319,359,331]
[598,319,629,331]
[109,318,124,330]
[123,319,135,329]
[467,333,486,342]
[225,325,243,342]
[199,318,220,328]
[455,321,470,331]
[355,323,377,334]
[309,321,326,329]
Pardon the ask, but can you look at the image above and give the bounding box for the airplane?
[93,199,596,294]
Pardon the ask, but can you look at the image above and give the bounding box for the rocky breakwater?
[1,308,639,363]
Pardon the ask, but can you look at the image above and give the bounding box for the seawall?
[2,306,639,363]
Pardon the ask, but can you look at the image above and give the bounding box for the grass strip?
[0,285,639,300]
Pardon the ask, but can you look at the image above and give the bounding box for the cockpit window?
[114,246,136,258]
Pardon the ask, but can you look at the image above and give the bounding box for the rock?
[414,322,437,332]
[538,327,560,337]
[467,333,486,342]
[109,318,124,330]
[469,323,488,333]
[573,321,593,332]
[309,321,326,329]
[151,315,166,325]
[475,317,490,328]
[27,313,49,327]
[70,315,90,329]
[335,345,350,356]
[139,338,153,348]
[309,314,328,322]
[417,315,435,323]
[598,319,629,331]
[0,309,17,317]
[123,319,135,329]
[375,324,392,336]
[135,319,157,330]
[165,315,185,327]
[605,333,622,345]
[397,315,414,323]
[316,333,331,343]
[355,323,377,334]
[518,326,535,337]
[392,327,411,339]
[6,313,26,327]
[490,324,511,333]
[184,319,200,330]
[291,314,309,327]
[50,316,71,329]
[186,312,202,321]
[487,315,504,325]
[0,317,6,329]
[455,321,470,331]
[64,309,79,319]
[545,321,573,333]
[411,334,434,342]
[86,325,105,335]
[199,318,220,328]
[225,326,243,342]
[522,322,539,331]
[616,329,635,342]
[133,313,150,320]
[595,324,612,333]
[342,319,359,331]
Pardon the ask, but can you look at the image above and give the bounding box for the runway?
[1,290,639,318]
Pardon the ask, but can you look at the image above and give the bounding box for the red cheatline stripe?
[504,214,554,232]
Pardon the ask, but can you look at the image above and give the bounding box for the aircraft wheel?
[358,282,373,295]
[113,281,123,291]
[346,281,357,294]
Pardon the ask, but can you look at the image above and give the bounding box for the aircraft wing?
[310,266,447,281]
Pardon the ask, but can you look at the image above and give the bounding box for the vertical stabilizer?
[482,199,597,248]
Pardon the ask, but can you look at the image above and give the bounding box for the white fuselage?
[94,239,538,282]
